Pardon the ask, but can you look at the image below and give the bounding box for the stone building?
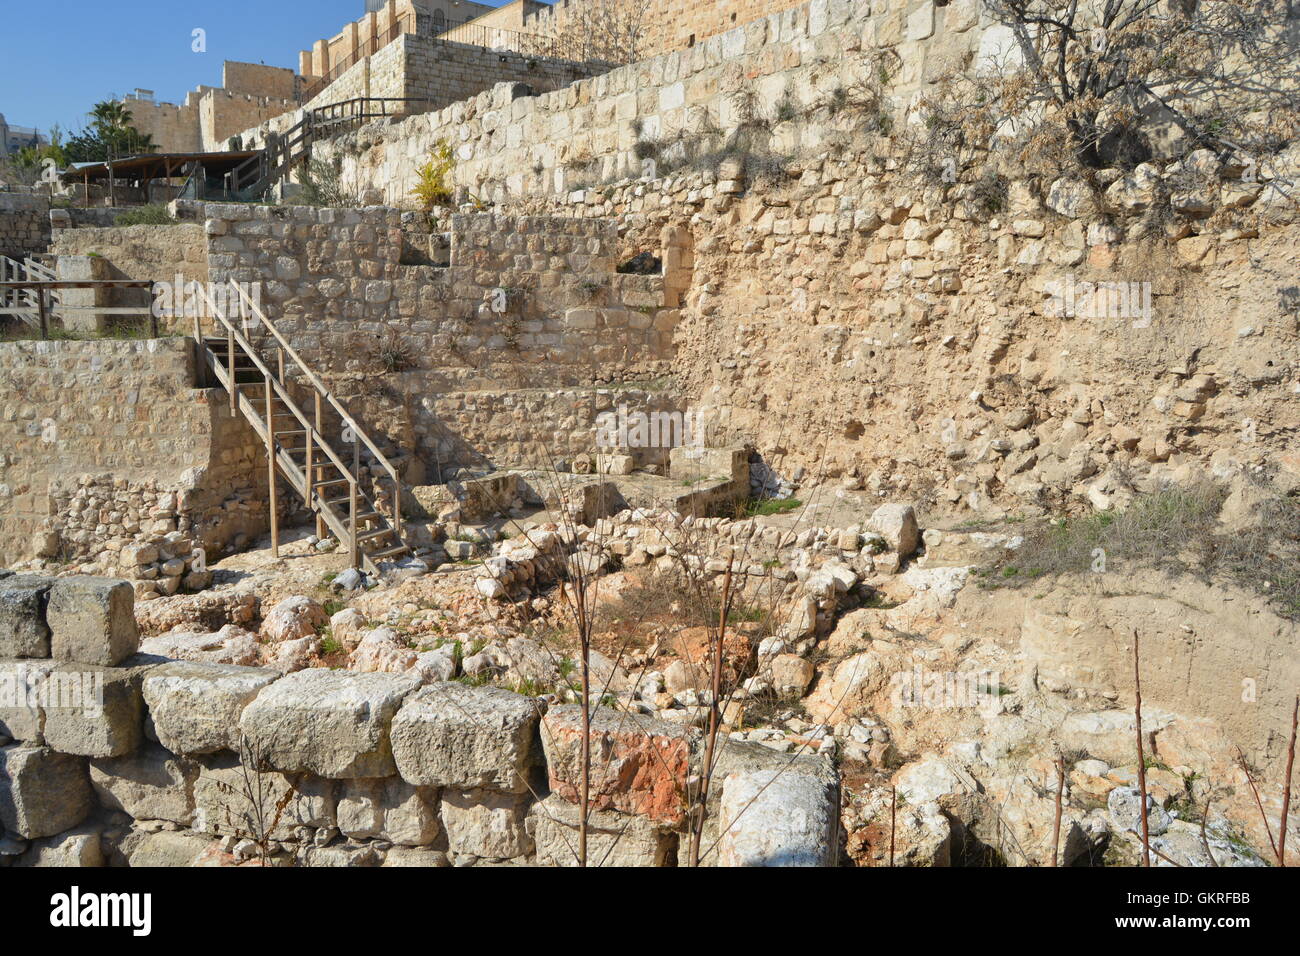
[120,62,301,154]
[0,113,47,154]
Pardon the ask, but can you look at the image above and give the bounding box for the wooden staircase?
[191,284,412,574]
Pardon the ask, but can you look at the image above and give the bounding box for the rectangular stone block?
[192,753,337,841]
[0,659,57,743]
[47,577,139,666]
[143,661,280,755]
[40,662,147,758]
[440,788,533,860]
[540,705,692,825]
[391,682,540,793]
[89,741,198,825]
[239,669,419,778]
[0,575,52,659]
[528,793,677,867]
[0,744,92,839]
[336,777,439,846]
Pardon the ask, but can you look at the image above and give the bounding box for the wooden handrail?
[227,282,403,491]
[193,283,359,488]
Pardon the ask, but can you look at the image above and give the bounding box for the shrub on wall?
[411,140,455,211]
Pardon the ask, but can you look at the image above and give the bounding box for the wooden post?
[351,432,360,568]
[192,313,205,388]
[314,392,326,539]
[37,286,48,340]
[227,324,236,414]
[393,475,402,537]
[148,280,159,338]
[265,374,279,559]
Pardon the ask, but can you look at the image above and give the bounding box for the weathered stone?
[0,658,57,742]
[16,824,104,867]
[868,503,920,557]
[143,660,280,754]
[260,595,327,642]
[40,662,146,758]
[336,777,440,846]
[391,682,540,793]
[47,576,139,666]
[716,769,839,866]
[440,788,533,859]
[541,704,693,825]
[381,846,451,867]
[192,753,337,840]
[528,793,676,866]
[0,575,52,659]
[89,742,198,825]
[238,668,419,778]
[0,744,92,839]
[125,829,214,867]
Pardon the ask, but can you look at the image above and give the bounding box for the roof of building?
[70,150,260,180]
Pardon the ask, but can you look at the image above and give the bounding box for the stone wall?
[523,0,811,60]
[309,0,988,206]
[0,193,52,260]
[50,225,208,332]
[192,201,679,476]
[301,32,607,114]
[0,574,838,867]
[0,339,267,568]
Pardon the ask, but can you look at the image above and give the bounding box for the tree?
[63,99,158,164]
[973,0,1300,170]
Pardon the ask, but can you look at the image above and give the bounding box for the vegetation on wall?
[410,140,456,211]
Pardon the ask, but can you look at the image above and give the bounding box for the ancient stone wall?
[0,340,267,568]
[192,201,679,475]
[0,193,52,260]
[523,0,813,60]
[0,574,834,866]
[309,0,986,206]
[302,32,606,114]
[50,225,208,332]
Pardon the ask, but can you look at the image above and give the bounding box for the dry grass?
[984,480,1300,619]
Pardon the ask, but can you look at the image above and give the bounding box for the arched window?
[431,9,446,34]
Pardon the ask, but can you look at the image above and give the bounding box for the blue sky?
[0,1,503,139]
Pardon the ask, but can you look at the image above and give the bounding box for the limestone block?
[868,503,920,557]
[0,659,57,742]
[716,769,838,867]
[540,705,693,825]
[440,788,533,859]
[391,682,540,793]
[0,575,52,659]
[0,744,92,839]
[336,777,439,846]
[192,753,336,840]
[238,669,419,778]
[40,662,146,758]
[143,661,280,755]
[89,742,198,825]
[16,824,104,867]
[47,576,139,666]
[528,793,676,867]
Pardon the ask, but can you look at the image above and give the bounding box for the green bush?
[114,203,176,226]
